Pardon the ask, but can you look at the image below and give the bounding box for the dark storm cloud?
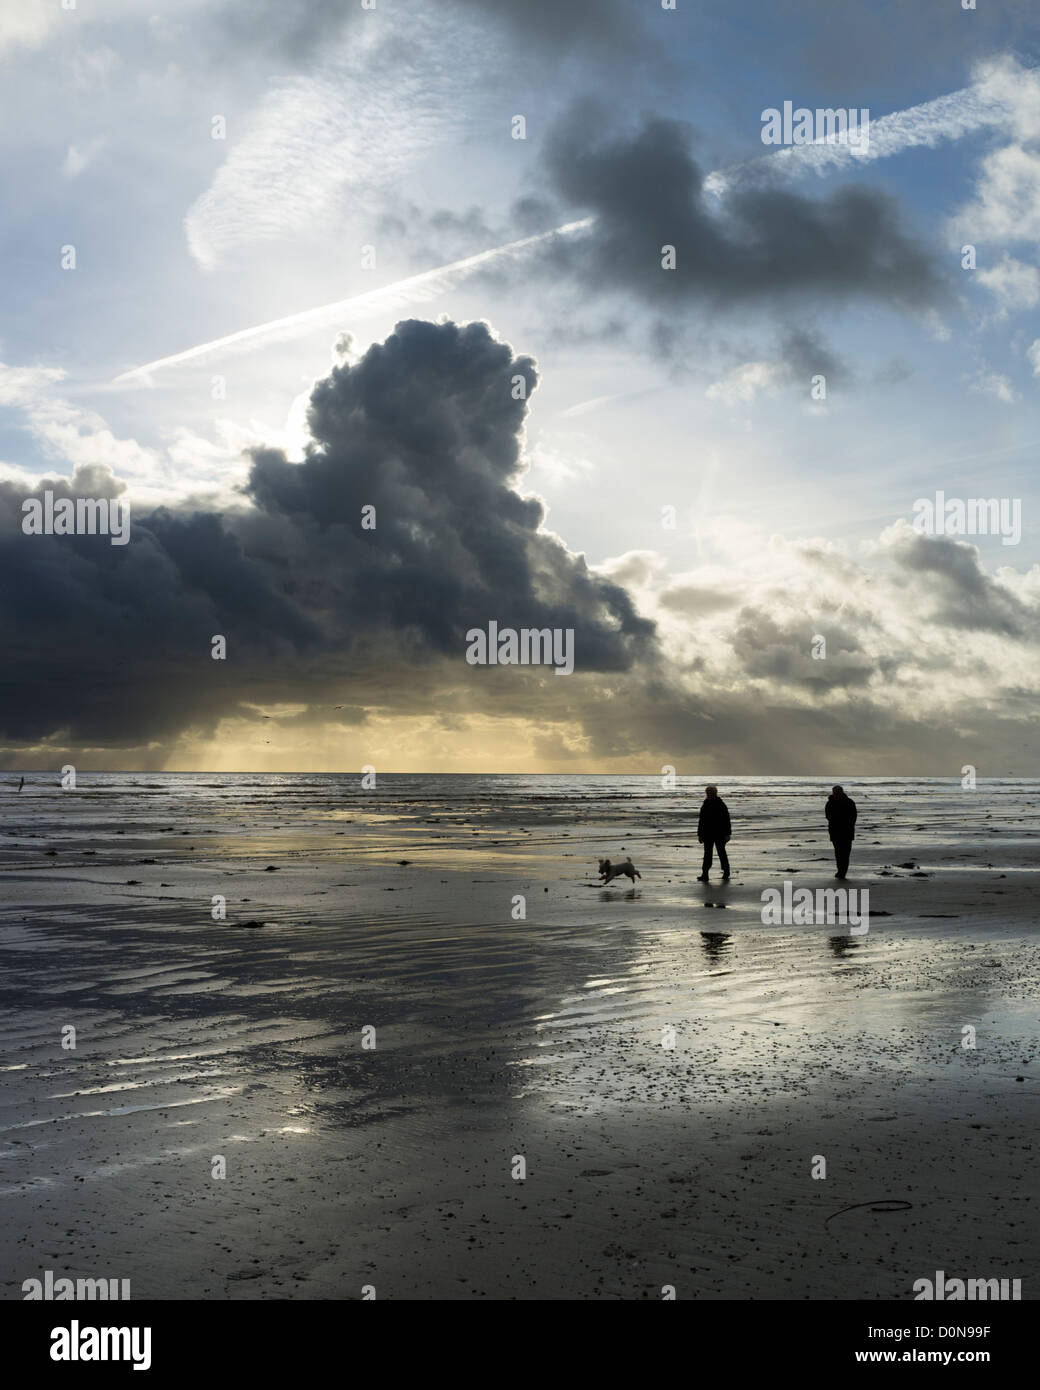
[888,528,1034,637]
[0,320,655,745]
[576,675,1038,776]
[536,103,949,314]
[512,196,559,235]
[215,0,654,64]
[0,475,321,743]
[729,608,877,688]
[778,328,849,389]
[241,319,653,667]
[454,0,655,52]
[215,0,360,64]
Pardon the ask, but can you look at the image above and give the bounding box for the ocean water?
[2,771,1037,849]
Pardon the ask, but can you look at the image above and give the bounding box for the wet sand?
[1,774,1038,1298]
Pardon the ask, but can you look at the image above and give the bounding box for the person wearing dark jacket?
[825,785,857,879]
[697,785,731,882]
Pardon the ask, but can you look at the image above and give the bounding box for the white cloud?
[624,520,1040,723]
[184,14,481,270]
[970,368,1019,404]
[0,363,65,405]
[973,53,1040,144]
[594,549,669,591]
[0,0,60,57]
[976,252,1040,316]
[0,361,163,492]
[949,59,1040,254]
[954,143,1040,246]
[62,138,105,178]
[705,360,785,406]
[706,60,1017,195]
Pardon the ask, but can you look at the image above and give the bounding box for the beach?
[1,773,1038,1299]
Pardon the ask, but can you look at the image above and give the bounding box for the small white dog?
[597,857,641,885]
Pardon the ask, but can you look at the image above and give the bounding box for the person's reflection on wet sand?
[699,931,731,962]
[827,933,864,959]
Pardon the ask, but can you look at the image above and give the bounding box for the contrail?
[113,218,593,383]
[704,80,1010,194]
[115,72,1016,383]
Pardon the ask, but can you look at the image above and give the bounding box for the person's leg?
[717,839,730,876]
[699,841,713,879]
[837,840,851,877]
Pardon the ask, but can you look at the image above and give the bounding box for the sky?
[1,0,1040,773]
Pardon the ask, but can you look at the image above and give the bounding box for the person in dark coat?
[696,785,731,882]
[825,785,857,879]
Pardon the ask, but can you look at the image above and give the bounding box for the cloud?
[707,72,1015,195]
[882,521,1033,636]
[949,59,1040,257]
[5,323,1040,772]
[2,319,655,745]
[976,253,1040,317]
[242,319,653,666]
[192,0,649,269]
[0,0,59,57]
[973,51,1040,143]
[954,144,1040,246]
[185,11,481,269]
[0,362,164,487]
[703,328,848,405]
[214,0,361,64]
[969,368,1019,405]
[571,523,1040,770]
[730,607,876,688]
[62,138,105,178]
[457,0,652,51]
[706,361,786,407]
[656,582,740,619]
[215,0,653,65]
[537,103,947,314]
[132,66,1007,383]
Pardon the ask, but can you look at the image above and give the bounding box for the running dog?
[597,857,641,885]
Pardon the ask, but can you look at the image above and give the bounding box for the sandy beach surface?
[1,773,1038,1299]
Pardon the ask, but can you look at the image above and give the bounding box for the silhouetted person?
[697,784,731,881]
[17,777,24,792]
[826,784,857,879]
